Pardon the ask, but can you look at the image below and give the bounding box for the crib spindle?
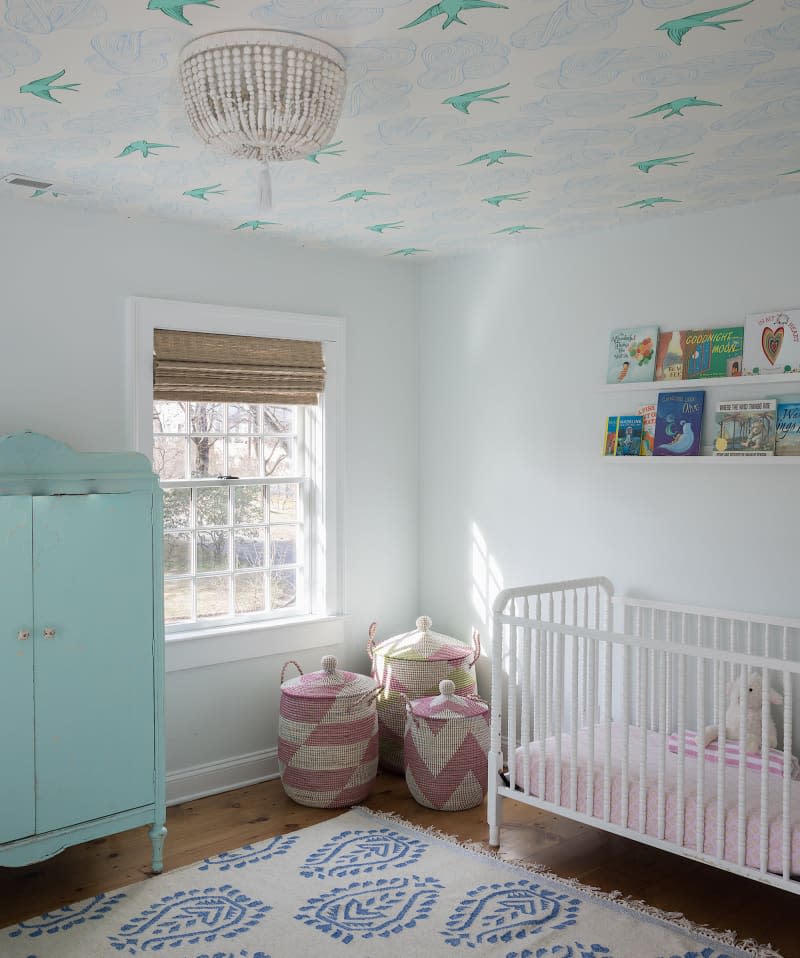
[716,657,728,862]
[521,597,532,798]
[737,668,747,867]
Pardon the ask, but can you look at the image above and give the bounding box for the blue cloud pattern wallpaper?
[0,0,799,254]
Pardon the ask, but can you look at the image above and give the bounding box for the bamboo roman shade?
[153,329,326,405]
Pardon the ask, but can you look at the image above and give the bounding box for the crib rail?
[488,578,800,895]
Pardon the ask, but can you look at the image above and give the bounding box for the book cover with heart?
[742,310,800,375]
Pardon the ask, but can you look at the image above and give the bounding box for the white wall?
[418,195,800,665]
[0,199,420,799]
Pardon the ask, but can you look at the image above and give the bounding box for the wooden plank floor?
[0,774,795,955]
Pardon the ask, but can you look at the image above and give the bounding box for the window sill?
[164,614,348,673]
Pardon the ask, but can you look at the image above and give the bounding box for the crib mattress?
[514,722,800,876]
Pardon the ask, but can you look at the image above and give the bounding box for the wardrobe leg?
[148,822,168,874]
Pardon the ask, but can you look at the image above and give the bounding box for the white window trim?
[126,296,345,668]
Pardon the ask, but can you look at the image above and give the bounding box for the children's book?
[638,403,656,456]
[615,415,643,456]
[654,330,687,381]
[684,327,744,379]
[775,401,800,456]
[713,400,776,456]
[603,416,618,456]
[606,326,658,384]
[653,390,705,456]
[742,310,800,375]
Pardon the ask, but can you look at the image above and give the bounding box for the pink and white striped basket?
[404,679,490,811]
[278,655,379,808]
[369,616,480,774]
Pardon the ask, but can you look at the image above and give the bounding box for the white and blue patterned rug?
[2,808,778,958]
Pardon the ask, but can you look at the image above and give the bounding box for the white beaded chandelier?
[179,29,346,206]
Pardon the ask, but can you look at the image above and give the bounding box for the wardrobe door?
[33,492,156,832]
[0,496,34,843]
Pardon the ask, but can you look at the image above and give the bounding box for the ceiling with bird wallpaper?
[1,0,799,256]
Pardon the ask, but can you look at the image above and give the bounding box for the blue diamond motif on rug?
[295,874,442,943]
[443,880,581,948]
[200,835,298,872]
[300,828,427,878]
[8,893,127,938]
[192,951,271,958]
[107,885,270,954]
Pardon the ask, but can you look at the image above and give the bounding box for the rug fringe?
[351,806,782,958]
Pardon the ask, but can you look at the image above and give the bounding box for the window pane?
[270,526,297,566]
[164,578,192,623]
[153,436,187,480]
[228,403,259,434]
[234,527,266,569]
[271,568,296,610]
[263,405,294,434]
[164,532,191,575]
[235,572,266,614]
[190,437,224,478]
[163,487,191,529]
[234,485,265,525]
[197,530,229,572]
[263,438,293,477]
[196,486,229,527]
[228,437,261,478]
[270,483,298,522]
[197,575,230,618]
[154,401,187,434]
[189,402,224,433]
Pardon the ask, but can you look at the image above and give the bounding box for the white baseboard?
[167,748,279,806]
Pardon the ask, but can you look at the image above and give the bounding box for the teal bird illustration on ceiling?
[656,0,753,46]
[484,191,530,207]
[307,141,345,164]
[147,0,218,26]
[461,149,531,167]
[388,248,430,256]
[19,70,80,104]
[333,189,390,202]
[632,97,721,119]
[234,220,280,231]
[443,83,510,115]
[620,197,682,209]
[779,168,800,176]
[31,189,62,198]
[401,0,508,30]
[494,225,542,235]
[633,153,694,173]
[117,140,177,158]
[183,184,226,200]
[366,221,404,233]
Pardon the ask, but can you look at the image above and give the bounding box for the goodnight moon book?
[653,390,705,456]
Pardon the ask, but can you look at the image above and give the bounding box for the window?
[153,400,308,626]
[128,297,342,642]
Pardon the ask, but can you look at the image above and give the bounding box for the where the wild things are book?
[713,400,776,456]
[742,310,800,375]
[615,415,644,456]
[653,390,705,456]
[776,402,800,456]
[606,326,658,384]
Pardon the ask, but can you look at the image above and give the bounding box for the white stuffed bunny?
[703,672,783,754]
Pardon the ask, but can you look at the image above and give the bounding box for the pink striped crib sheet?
[667,730,800,780]
[514,723,800,877]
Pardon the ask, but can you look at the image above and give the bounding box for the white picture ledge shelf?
[598,372,800,393]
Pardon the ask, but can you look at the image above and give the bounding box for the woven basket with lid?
[404,679,489,811]
[278,655,379,808]
[368,616,479,773]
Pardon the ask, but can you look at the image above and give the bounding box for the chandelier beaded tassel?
[179,30,346,206]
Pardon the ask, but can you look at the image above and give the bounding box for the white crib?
[488,577,800,894]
